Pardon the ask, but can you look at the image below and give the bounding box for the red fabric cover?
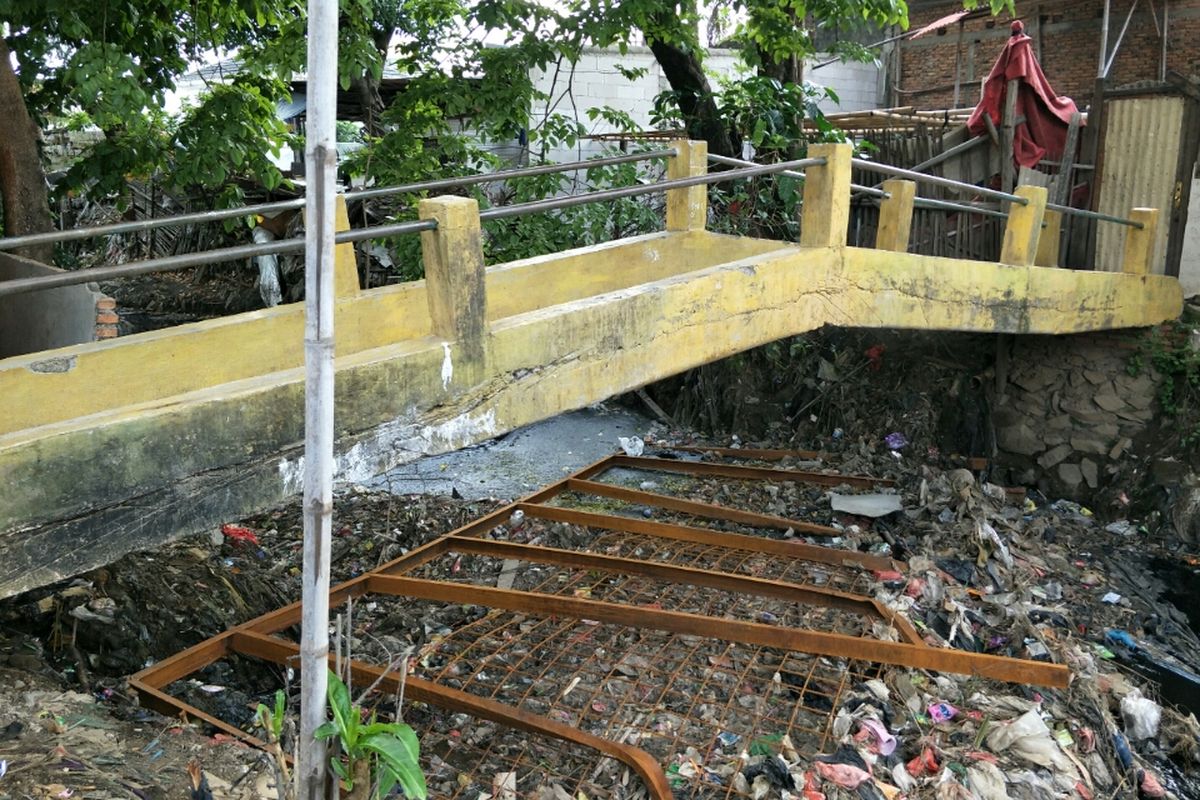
[967,20,1081,169]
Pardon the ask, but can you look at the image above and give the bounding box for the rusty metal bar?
[240,478,576,635]
[231,630,674,797]
[444,534,893,623]
[518,502,899,572]
[367,574,1069,687]
[664,444,824,461]
[608,455,891,488]
[566,477,840,535]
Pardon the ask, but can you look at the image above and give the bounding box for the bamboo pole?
[298,0,338,794]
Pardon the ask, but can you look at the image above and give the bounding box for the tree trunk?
[648,39,738,158]
[0,37,54,263]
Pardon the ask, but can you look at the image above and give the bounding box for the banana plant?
[314,670,426,799]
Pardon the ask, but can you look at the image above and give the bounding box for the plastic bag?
[252,226,282,307]
[1120,688,1162,740]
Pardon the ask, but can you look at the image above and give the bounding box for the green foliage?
[1130,324,1200,447]
[255,690,288,742]
[315,670,427,799]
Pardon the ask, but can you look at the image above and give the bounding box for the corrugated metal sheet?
[1095,96,1185,273]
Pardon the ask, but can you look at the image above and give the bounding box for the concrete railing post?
[1035,208,1063,268]
[875,179,916,252]
[418,196,488,372]
[1121,208,1160,275]
[333,195,360,296]
[666,139,708,231]
[999,185,1047,266]
[800,143,853,248]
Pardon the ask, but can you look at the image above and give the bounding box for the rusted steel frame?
[132,632,233,689]
[443,534,897,626]
[565,477,840,536]
[518,502,900,572]
[367,574,1070,688]
[609,455,892,489]
[572,453,622,481]
[231,630,674,798]
[664,445,823,461]
[132,679,274,750]
[242,479,576,635]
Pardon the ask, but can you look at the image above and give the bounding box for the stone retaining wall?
[993,332,1160,498]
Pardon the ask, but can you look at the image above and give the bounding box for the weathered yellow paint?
[1035,209,1063,267]
[800,143,852,248]
[666,139,707,231]
[1122,208,1160,275]
[0,230,782,435]
[875,179,916,252]
[419,196,488,366]
[334,196,361,297]
[1000,185,1048,266]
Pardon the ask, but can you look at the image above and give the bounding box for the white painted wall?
[529,47,883,163]
[1180,178,1200,298]
[807,57,884,113]
[528,46,747,164]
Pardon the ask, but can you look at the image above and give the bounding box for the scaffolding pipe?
[298,0,337,795]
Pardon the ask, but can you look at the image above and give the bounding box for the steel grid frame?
[131,447,1068,797]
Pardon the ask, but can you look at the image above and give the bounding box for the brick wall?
[898,0,1200,110]
[95,296,120,340]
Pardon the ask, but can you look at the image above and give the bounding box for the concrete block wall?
[0,253,114,358]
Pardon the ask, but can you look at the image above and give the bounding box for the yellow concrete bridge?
[0,142,1181,599]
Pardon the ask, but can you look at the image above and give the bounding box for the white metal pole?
[298,0,338,795]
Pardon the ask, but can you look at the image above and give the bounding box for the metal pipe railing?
[0,149,676,252]
[708,153,1009,219]
[480,156,827,221]
[851,158,1028,206]
[1047,201,1143,229]
[0,220,435,299]
[707,153,886,197]
[0,158,827,299]
[349,148,676,202]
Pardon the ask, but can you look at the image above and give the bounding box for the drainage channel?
[132,448,1067,798]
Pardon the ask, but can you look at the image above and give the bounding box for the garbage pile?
[726,448,1200,799]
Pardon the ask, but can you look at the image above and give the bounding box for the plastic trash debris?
[928,702,959,723]
[814,760,872,789]
[985,710,1079,777]
[617,436,644,457]
[252,226,282,307]
[1119,688,1161,740]
[493,771,517,800]
[967,761,1010,800]
[220,523,260,547]
[1101,592,1122,604]
[853,718,896,755]
[884,432,908,451]
[906,747,939,777]
[1138,769,1167,798]
[830,492,903,517]
[1111,732,1134,770]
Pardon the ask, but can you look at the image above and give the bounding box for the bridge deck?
[0,142,1182,598]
